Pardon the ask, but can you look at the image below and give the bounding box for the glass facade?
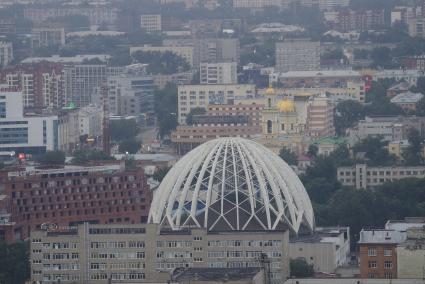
[0,127,28,144]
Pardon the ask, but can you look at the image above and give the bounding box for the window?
[384,272,393,279]
[368,273,376,278]
[368,248,377,256]
[384,261,393,269]
[384,248,392,256]
[368,261,377,269]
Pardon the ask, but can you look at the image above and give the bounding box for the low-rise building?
[386,81,411,98]
[347,116,425,145]
[337,164,425,189]
[289,227,350,274]
[390,91,424,111]
[31,26,65,49]
[30,223,289,283]
[397,226,425,279]
[373,69,424,86]
[270,70,362,88]
[358,229,404,279]
[388,140,410,159]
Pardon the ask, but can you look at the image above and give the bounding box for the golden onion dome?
[277,99,295,113]
[265,86,276,96]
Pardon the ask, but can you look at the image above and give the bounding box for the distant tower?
[101,85,110,154]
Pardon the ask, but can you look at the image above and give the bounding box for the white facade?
[177,84,256,124]
[149,137,315,233]
[373,69,424,85]
[337,164,425,189]
[78,105,103,138]
[0,42,13,68]
[0,90,58,153]
[289,227,350,273]
[31,27,65,48]
[200,62,237,84]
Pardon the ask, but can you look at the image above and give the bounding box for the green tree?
[119,138,140,154]
[72,149,114,164]
[155,84,178,138]
[279,148,297,166]
[307,144,318,157]
[0,241,30,284]
[110,119,139,141]
[334,100,364,136]
[290,258,314,278]
[186,107,206,125]
[353,136,396,166]
[402,128,423,166]
[132,51,190,74]
[35,151,65,165]
[416,97,425,116]
[153,167,171,182]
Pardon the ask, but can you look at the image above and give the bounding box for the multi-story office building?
[275,40,320,72]
[140,14,162,32]
[270,70,362,88]
[1,63,64,108]
[78,105,103,138]
[30,223,289,284]
[0,18,16,35]
[31,27,65,49]
[358,229,404,279]
[130,46,194,67]
[177,84,256,124]
[200,62,237,84]
[0,41,13,68]
[0,163,151,242]
[306,94,335,137]
[107,66,154,123]
[0,87,58,154]
[172,103,263,154]
[337,9,386,32]
[337,164,425,189]
[408,17,425,38]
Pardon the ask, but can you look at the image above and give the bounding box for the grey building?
[107,65,154,124]
[30,223,289,284]
[275,40,320,72]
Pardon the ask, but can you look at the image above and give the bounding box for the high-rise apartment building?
[140,14,162,32]
[275,40,320,72]
[197,38,240,65]
[0,164,151,242]
[63,64,108,107]
[1,63,64,108]
[306,94,335,137]
[200,62,237,84]
[0,42,13,68]
[30,223,289,283]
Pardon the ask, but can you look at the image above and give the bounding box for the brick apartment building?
[0,62,64,109]
[0,163,151,242]
[358,229,404,279]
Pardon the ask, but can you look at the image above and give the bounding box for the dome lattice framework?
[148,138,314,233]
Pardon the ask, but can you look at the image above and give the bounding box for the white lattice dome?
[148,138,314,233]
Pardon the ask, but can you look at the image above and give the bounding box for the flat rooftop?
[8,164,123,178]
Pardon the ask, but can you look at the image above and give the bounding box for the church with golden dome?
[258,85,335,154]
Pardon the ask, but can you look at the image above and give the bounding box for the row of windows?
[90,262,145,270]
[90,273,145,280]
[368,248,393,257]
[207,240,282,247]
[89,227,146,235]
[42,263,79,271]
[90,252,145,259]
[91,241,145,249]
[368,260,393,269]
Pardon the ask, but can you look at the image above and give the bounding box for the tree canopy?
[279,147,297,166]
[290,258,314,278]
[0,241,30,284]
[132,51,190,75]
[155,84,178,138]
[186,107,206,125]
[35,151,65,165]
[110,119,139,141]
